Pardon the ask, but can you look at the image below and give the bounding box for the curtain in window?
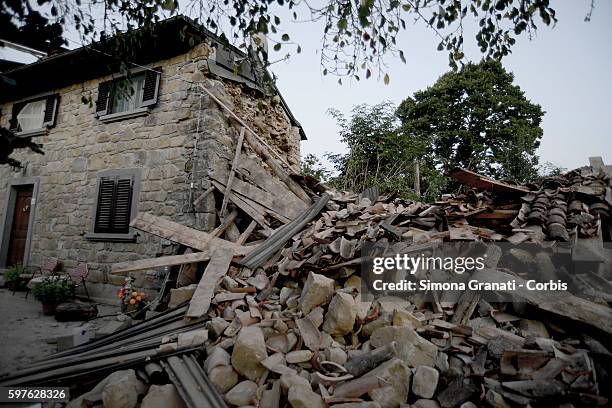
[16,99,46,131]
[111,75,146,114]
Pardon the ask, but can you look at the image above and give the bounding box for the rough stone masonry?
[0,40,301,301]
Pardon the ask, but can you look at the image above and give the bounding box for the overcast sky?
[267,1,611,171]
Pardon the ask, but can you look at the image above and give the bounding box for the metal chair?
[69,263,90,300]
[19,258,61,299]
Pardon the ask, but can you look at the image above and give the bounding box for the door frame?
[0,177,40,267]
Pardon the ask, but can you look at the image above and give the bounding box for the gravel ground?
[0,288,119,375]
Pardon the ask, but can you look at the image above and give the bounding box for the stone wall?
[0,41,301,302]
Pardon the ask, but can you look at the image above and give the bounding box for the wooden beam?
[186,250,235,318]
[111,251,212,275]
[198,84,312,205]
[211,179,273,228]
[212,210,239,237]
[236,220,257,245]
[449,168,530,194]
[193,186,215,207]
[130,213,251,256]
[220,127,245,217]
[469,209,519,220]
[214,174,304,221]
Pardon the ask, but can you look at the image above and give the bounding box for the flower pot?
[42,302,59,316]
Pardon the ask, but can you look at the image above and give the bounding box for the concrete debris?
[288,384,326,408]
[299,272,335,315]
[285,350,313,364]
[168,284,198,308]
[141,384,186,408]
[231,326,268,381]
[8,161,610,408]
[101,369,147,408]
[209,365,239,394]
[412,366,439,399]
[224,380,258,406]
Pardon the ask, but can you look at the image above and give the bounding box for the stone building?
[0,16,305,300]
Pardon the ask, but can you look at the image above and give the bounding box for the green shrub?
[4,264,24,283]
[32,276,76,304]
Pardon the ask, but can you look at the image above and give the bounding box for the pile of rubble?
[2,159,610,408]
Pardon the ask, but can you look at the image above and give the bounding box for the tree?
[397,59,544,183]
[325,103,412,197]
[0,0,572,82]
[325,102,446,200]
[0,128,44,167]
[300,153,330,182]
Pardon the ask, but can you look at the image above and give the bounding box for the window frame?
[95,67,161,123]
[85,168,141,243]
[10,92,60,137]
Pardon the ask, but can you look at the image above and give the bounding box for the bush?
[32,276,76,304]
[4,264,24,283]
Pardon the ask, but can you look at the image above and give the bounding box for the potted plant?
[4,264,25,291]
[117,277,147,316]
[32,276,77,315]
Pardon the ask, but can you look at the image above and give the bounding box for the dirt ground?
[0,288,119,375]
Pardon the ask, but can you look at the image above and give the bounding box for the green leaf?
[273,43,281,51]
[281,33,290,41]
[384,73,390,85]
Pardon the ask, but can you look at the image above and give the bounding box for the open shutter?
[94,176,134,234]
[9,102,25,131]
[94,178,116,233]
[95,81,112,116]
[112,178,133,233]
[141,68,161,107]
[42,94,59,127]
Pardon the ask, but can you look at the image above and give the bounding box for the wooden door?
[6,186,33,267]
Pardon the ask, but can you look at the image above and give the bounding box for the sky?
[266,1,611,171]
[2,1,609,171]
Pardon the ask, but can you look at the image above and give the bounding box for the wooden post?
[414,159,421,197]
[220,127,245,217]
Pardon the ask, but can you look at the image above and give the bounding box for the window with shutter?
[94,176,134,234]
[87,168,140,242]
[95,68,160,120]
[10,94,59,134]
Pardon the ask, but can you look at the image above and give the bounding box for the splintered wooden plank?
[186,250,235,318]
[130,212,250,256]
[449,168,530,194]
[220,127,246,217]
[111,251,212,274]
[211,180,271,229]
[212,176,293,223]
